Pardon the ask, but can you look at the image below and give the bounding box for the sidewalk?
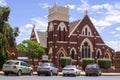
[1,71,120,76]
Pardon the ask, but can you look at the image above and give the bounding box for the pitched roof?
[69,20,80,33]
[36,31,47,48]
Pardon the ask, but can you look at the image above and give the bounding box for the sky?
[0,0,120,51]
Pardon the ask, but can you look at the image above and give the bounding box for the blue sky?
[0,0,120,51]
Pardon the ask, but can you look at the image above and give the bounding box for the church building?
[30,4,114,67]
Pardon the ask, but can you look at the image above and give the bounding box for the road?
[0,75,120,80]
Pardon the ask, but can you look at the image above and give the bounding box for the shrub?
[60,57,71,68]
[82,58,94,70]
[98,58,111,69]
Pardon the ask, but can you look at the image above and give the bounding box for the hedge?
[60,57,71,68]
[82,58,94,70]
[98,58,111,69]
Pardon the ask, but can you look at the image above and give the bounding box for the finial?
[84,10,88,15]
[67,5,69,8]
[33,24,35,29]
[54,1,57,6]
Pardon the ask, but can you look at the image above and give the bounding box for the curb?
[1,71,120,76]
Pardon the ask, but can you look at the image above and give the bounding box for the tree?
[17,40,45,67]
[0,6,19,69]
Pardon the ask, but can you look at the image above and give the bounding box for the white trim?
[96,48,102,55]
[68,16,85,37]
[81,24,92,36]
[34,29,40,43]
[56,41,68,43]
[49,22,54,31]
[48,41,53,43]
[57,22,68,31]
[96,43,105,46]
[56,47,67,56]
[69,42,77,44]
[70,47,77,55]
[70,34,77,36]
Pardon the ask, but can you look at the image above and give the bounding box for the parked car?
[62,65,80,76]
[2,60,33,76]
[85,63,101,76]
[37,62,58,76]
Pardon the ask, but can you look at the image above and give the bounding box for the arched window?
[71,50,75,59]
[63,28,66,41]
[50,31,53,41]
[59,52,64,67]
[81,25,92,36]
[97,51,100,58]
[85,27,87,35]
[82,42,91,58]
[59,27,61,41]
[57,22,67,41]
[96,49,102,59]
[49,23,54,41]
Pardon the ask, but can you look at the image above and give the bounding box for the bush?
[98,58,111,69]
[60,57,71,68]
[82,58,94,70]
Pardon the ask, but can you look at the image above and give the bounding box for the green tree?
[17,40,45,67]
[0,6,19,68]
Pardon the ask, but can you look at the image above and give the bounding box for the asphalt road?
[0,75,120,80]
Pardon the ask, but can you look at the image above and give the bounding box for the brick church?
[30,4,115,67]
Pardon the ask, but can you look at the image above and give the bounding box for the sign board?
[42,55,48,61]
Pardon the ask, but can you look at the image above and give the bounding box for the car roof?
[7,60,24,63]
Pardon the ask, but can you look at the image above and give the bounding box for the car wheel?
[4,72,9,76]
[63,74,66,76]
[17,70,22,76]
[37,73,40,76]
[30,70,33,76]
[49,71,53,76]
[85,73,88,76]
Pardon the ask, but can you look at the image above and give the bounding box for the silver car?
[37,62,58,76]
[62,65,80,76]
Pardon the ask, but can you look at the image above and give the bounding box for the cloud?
[77,0,89,11]
[31,17,47,31]
[105,15,120,23]
[107,40,120,51]
[90,17,111,32]
[39,3,49,8]
[111,31,116,34]
[65,4,76,9]
[115,34,120,37]
[70,17,76,22]
[0,0,7,6]
[25,24,33,28]
[115,27,120,31]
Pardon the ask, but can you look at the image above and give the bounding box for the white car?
[62,65,80,76]
[2,60,33,76]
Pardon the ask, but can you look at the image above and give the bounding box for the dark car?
[85,64,101,76]
[37,62,58,76]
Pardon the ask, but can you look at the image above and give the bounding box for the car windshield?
[5,61,19,65]
[65,65,76,68]
[40,63,49,67]
[86,64,97,68]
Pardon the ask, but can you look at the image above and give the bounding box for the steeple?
[48,4,69,22]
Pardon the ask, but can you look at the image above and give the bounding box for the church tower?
[47,4,69,66]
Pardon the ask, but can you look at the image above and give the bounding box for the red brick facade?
[47,5,114,67]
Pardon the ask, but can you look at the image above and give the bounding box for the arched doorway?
[58,52,65,67]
